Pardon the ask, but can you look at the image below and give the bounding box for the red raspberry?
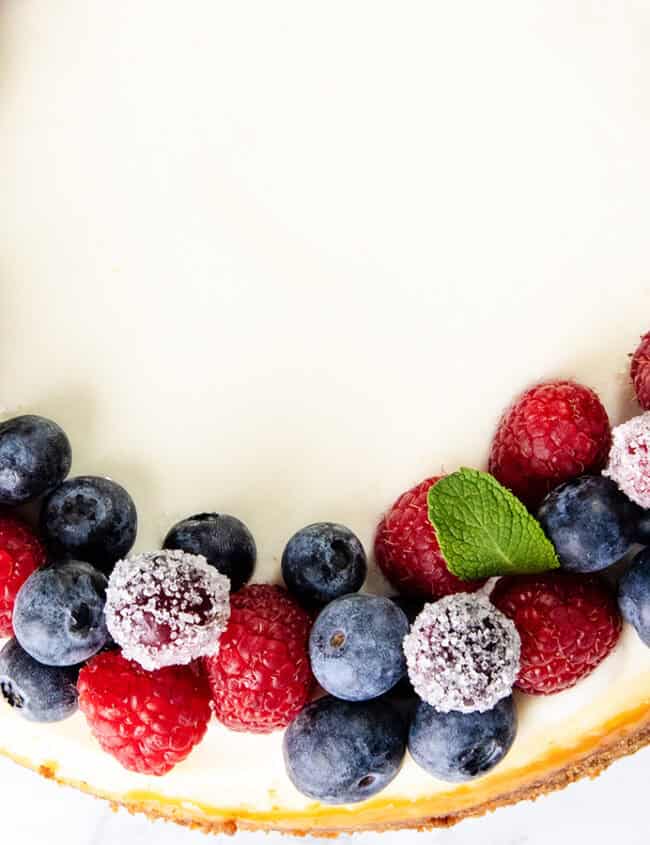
[204,584,313,733]
[488,380,611,510]
[491,573,621,695]
[78,650,211,775]
[374,477,485,600]
[631,332,650,410]
[0,516,46,637]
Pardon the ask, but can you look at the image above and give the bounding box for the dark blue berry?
[387,597,424,706]
[0,415,71,505]
[282,522,367,606]
[538,476,638,573]
[309,594,408,701]
[283,695,407,804]
[409,696,517,782]
[163,513,256,592]
[13,559,109,666]
[0,638,78,722]
[634,510,650,546]
[619,548,650,646]
[41,476,137,575]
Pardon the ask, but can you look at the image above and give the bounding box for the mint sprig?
[427,468,560,580]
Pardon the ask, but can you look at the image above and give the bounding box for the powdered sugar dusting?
[403,594,520,714]
[603,412,650,508]
[106,550,230,671]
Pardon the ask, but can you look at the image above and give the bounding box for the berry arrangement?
[1,334,650,806]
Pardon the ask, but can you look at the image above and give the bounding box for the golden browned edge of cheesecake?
[2,702,650,837]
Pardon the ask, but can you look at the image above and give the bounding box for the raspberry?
[631,332,650,410]
[0,516,46,637]
[374,477,485,599]
[489,380,611,510]
[491,573,621,695]
[204,584,313,733]
[78,650,211,775]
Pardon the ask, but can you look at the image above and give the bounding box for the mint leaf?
[427,468,560,580]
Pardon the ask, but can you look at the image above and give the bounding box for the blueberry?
[619,548,650,646]
[0,638,78,722]
[0,415,71,505]
[538,476,638,573]
[163,513,255,592]
[386,596,425,707]
[41,476,137,575]
[283,695,407,804]
[409,696,517,783]
[309,594,408,701]
[13,559,109,666]
[282,523,367,606]
[634,510,650,546]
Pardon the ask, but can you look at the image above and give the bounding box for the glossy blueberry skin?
[0,415,71,505]
[41,476,137,575]
[163,513,256,592]
[634,510,650,546]
[309,594,409,701]
[538,476,638,573]
[0,638,78,722]
[13,559,109,666]
[619,548,650,647]
[409,696,517,783]
[282,522,367,606]
[283,695,407,804]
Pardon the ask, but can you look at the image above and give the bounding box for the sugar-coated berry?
[0,516,46,637]
[619,548,650,647]
[105,550,230,671]
[538,476,638,573]
[603,413,650,509]
[282,522,367,606]
[0,415,72,505]
[78,650,211,775]
[41,476,137,575]
[13,559,108,666]
[309,594,409,701]
[283,696,407,804]
[164,513,256,592]
[403,594,520,714]
[408,696,517,783]
[631,332,650,410]
[0,638,78,723]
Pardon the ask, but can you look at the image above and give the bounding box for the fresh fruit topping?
[634,509,650,545]
[428,468,559,579]
[78,650,210,775]
[163,513,256,592]
[283,695,407,804]
[603,413,650,509]
[408,695,517,783]
[0,638,78,723]
[403,594,520,714]
[204,584,312,733]
[41,475,137,575]
[0,415,72,505]
[631,332,650,410]
[489,381,611,509]
[310,594,408,701]
[14,559,108,666]
[538,475,638,573]
[282,522,367,606]
[375,476,485,599]
[492,573,621,695]
[0,516,46,637]
[618,548,650,647]
[105,550,230,671]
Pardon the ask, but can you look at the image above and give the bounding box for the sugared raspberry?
[0,516,46,637]
[204,584,313,733]
[491,572,621,695]
[374,477,485,599]
[105,550,230,671]
[489,380,611,510]
[403,594,520,714]
[78,650,211,775]
[603,413,650,508]
[631,332,650,410]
